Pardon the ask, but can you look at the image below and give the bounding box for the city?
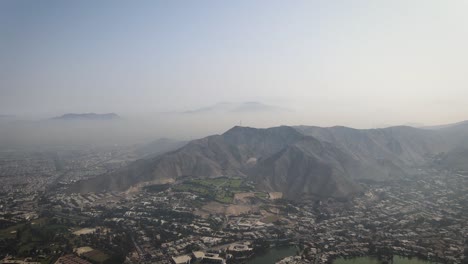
[1,148,467,263]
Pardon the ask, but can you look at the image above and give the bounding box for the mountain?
[183,102,290,114]
[52,113,121,121]
[68,126,309,194]
[68,121,468,200]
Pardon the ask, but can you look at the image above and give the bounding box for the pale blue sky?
[1,0,468,126]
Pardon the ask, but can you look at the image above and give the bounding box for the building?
[171,254,192,264]
[54,255,92,264]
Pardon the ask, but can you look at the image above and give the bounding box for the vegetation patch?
[255,192,269,199]
[143,184,171,193]
[173,177,252,204]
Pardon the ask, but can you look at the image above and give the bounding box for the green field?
[173,177,252,203]
[0,217,70,257]
[143,184,171,193]
[254,192,269,199]
[0,217,51,240]
[191,177,243,188]
[83,249,110,263]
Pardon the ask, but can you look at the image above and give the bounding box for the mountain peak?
[222,125,256,134]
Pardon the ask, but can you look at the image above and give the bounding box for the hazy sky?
[1,0,468,127]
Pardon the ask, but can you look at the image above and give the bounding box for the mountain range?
[68,120,468,200]
[52,113,121,121]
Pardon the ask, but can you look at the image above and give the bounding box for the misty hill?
[294,125,447,179]
[231,102,290,113]
[52,113,121,121]
[422,120,468,130]
[183,102,290,114]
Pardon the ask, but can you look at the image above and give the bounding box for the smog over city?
[1,1,468,264]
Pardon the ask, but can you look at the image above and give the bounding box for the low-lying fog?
[0,110,307,148]
[0,103,464,149]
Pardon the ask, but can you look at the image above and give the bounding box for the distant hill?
[52,113,121,121]
[183,102,291,114]
[422,120,468,130]
[230,102,290,113]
